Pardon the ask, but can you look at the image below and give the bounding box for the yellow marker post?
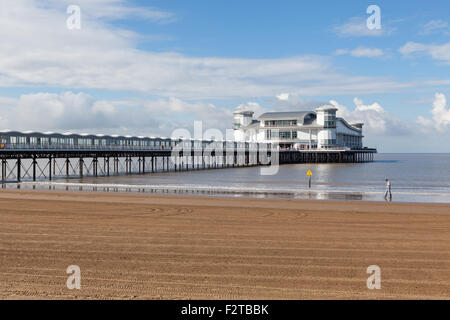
[307,170,312,189]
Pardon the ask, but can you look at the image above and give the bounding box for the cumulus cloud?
[142,97,233,130]
[0,91,234,136]
[329,98,410,135]
[2,92,129,132]
[399,42,450,63]
[417,93,450,132]
[234,102,265,118]
[334,47,384,58]
[270,94,328,112]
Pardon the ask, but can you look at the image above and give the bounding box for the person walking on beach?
[384,178,392,201]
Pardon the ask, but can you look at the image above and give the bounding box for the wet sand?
[0,189,449,299]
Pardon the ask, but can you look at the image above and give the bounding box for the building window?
[324,120,336,128]
[321,139,336,146]
[279,131,291,139]
[264,120,297,127]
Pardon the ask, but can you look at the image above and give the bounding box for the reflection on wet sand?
[12,181,366,202]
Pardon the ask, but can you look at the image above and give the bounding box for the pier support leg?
[79,158,83,178]
[93,157,98,177]
[142,156,145,173]
[32,156,37,182]
[48,157,52,181]
[66,158,70,177]
[17,158,21,182]
[1,159,6,182]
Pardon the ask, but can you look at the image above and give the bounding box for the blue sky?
[0,0,449,152]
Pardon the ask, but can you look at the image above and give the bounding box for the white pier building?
[233,105,364,150]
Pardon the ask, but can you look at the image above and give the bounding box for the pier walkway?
[0,144,376,182]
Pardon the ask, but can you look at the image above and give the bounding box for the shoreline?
[2,185,450,207]
[1,189,450,299]
[2,186,450,206]
[2,180,450,204]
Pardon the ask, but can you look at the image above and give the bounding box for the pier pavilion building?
[233,105,364,150]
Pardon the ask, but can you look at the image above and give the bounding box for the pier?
[0,146,376,183]
[0,130,376,182]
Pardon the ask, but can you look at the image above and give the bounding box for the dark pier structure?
[0,131,376,182]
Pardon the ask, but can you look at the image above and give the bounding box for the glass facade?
[264,120,297,127]
[266,130,298,140]
[324,113,336,128]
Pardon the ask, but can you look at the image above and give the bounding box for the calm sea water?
[18,153,450,203]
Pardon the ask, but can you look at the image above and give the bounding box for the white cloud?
[333,17,392,37]
[234,102,266,118]
[334,49,349,56]
[271,94,327,112]
[417,93,450,132]
[329,98,409,135]
[0,91,234,136]
[293,93,450,138]
[419,20,450,35]
[0,1,415,99]
[7,92,122,131]
[276,93,290,101]
[399,42,450,63]
[43,0,176,23]
[399,42,429,55]
[334,47,384,58]
[142,97,233,129]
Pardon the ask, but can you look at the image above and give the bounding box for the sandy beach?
[0,189,449,299]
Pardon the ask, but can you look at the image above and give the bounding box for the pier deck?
[0,147,377,182]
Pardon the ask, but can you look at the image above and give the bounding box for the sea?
[13,153,450,204]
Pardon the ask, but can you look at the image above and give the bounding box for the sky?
[0,0,449,152]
